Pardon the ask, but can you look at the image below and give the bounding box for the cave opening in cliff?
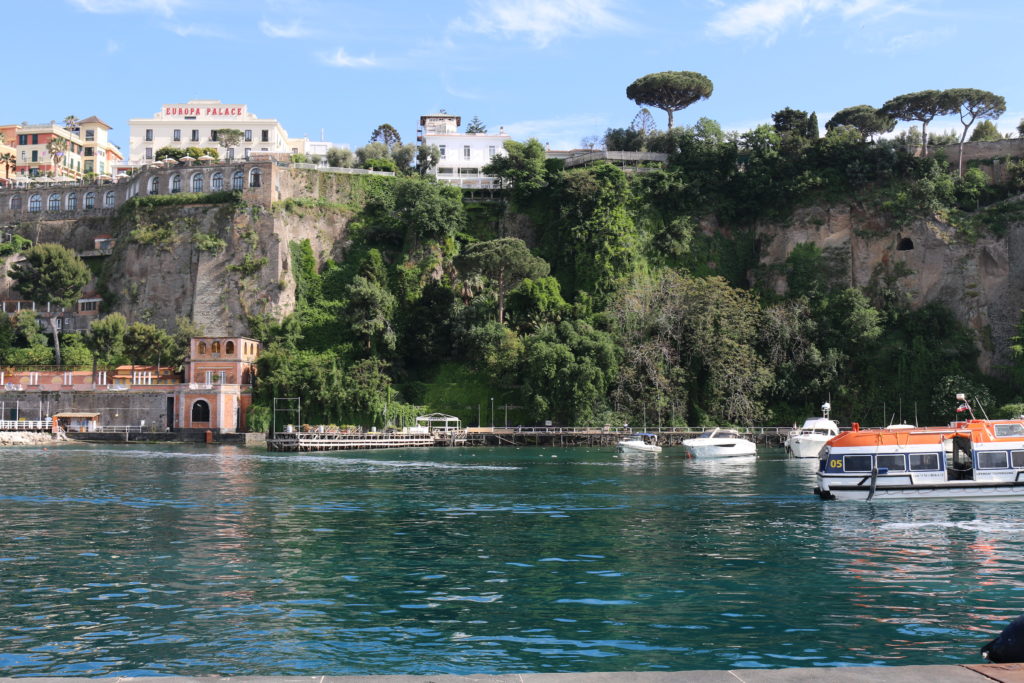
[897,237,914,251]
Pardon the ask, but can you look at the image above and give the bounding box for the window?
[211,172,223,191]
[171,174,182,193]
[210,130,218,142]
[84,147,94,157]
[149,177,159,195]
[191,400,211,423]
[173,129,181,142]
[191,129,199,142]
[244,148,251,159]
[104,191,115,208]
[31,134,38,144]
[227,148,234,160]
[198,341,207,354]
[66,193,77,211]
[439,145,446,158]
[225,341,235,354]
[909,453,941,471]
[843,455,872,472]
[145,129,153,141]
[31,150,38,162]
[212,341,221,353]
[876,454,906,472]
[232,170,244,190]
[488,145,496,158]
[994,424,1024,437]
[261,129,269,142]
[80,300,99,312]
[244,129,252,142]
[85,130,94,141]
[191,172,203,193]
[28,194,42,212]
[249,168,261,188]
[18,134,27,145]
[48,194,61,211]
[10,195,22,211]
[463,145,471,159]
[1012,450,1024,468]
[145,147,153,160]
[84,160,94,174]
[978,451,1009,469]
[84,192,95,209]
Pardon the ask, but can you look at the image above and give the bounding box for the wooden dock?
[265,426,792,452]
[266,430,466,452]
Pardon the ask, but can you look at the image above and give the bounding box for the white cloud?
[706,0,913,43]
[69,0,184,16]
[503,114,608,150]
[319,47,378,68]
[452,0,629,48]
[168,24,231,38]
[259,19,312,38]
[106,39,119,53]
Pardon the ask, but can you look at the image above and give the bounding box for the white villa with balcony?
[417,113,509,189]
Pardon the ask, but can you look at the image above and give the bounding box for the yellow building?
[0,117,122,180]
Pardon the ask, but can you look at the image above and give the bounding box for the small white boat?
[785,402,840,459]
[682,428,756,458]
[616,433,662,455]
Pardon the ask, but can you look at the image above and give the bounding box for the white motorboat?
[682,428,756,458]
[616,433,662,455]
[785,402,840,459]
[816,394,1024,501]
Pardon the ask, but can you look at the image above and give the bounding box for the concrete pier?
[5,665,1024,682]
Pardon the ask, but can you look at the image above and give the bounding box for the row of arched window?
[198,340,238,354]
[9,190,117,213]
[149,168,261,196]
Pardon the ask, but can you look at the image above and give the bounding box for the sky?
[7,0,1023,152]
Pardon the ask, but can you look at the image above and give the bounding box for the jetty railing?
[0,419,51,431]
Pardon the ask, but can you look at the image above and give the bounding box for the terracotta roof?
[77,116,112,129]
[53,412,100,418]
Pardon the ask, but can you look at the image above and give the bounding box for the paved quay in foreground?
[6,664,1024,682]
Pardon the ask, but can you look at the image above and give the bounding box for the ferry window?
[978,451,1009,469]
[994,424,1024,437]
[876,454,907,472]
[1013,451,1024,468]
[843,455,872,472]
[909,453,940,471]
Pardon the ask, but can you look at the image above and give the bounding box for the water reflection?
[0,443,1020,675]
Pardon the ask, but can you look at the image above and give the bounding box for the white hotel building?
[418,113,509,189]
[127,100,305,165]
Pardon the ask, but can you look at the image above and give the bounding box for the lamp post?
[490,397,494,428]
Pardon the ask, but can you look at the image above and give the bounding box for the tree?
[457,238,550,324]
[84,313,127,381]
[630,108,658,136]
[63,115,78,131]
[772,108,813,138]
[415,144,441,176]
[970,120,1002,142]
[391,143,416,173]
[482,138,547,201]
[369,123,402,150]
[465,116,487,134]
[825,105,895,141]
[214,128,244,154]
[326,146,355,168]
[879,90,956,157]
[945,88,1006,176]
[356,141,390,166]
[345,275,396,353]
[0,152,15,180]
[124,322,174,366]
[625,70,713,130]
[8,244,90,366]
[1018,119,1024,138]
[46,135,68,176]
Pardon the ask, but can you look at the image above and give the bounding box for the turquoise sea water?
[0,443,1022,676]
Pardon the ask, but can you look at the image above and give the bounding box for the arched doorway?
[191,399,211,423]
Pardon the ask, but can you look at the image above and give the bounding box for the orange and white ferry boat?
[816,395,1024,501]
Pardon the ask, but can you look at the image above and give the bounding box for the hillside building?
[128,100,305,166]
[417,113,509,189]
[0,117,123,180]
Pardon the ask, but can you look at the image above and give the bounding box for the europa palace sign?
[162,104,247,118]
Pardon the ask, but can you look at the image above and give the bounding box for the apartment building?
[0,117,123,180]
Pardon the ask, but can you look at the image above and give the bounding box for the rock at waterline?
[0,432,67,446]
[983,614,1024,663]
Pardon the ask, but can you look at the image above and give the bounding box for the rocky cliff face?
[753,204,1024,373]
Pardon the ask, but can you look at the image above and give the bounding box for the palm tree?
[0,152,15,184]
[46,135,68,177]
[63,115,78,131]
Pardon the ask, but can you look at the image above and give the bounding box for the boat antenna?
[914,402,918,427]
[976,396,990,420]
[821,400,831,419]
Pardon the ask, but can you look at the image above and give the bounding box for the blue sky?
[8,0,1022,151]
